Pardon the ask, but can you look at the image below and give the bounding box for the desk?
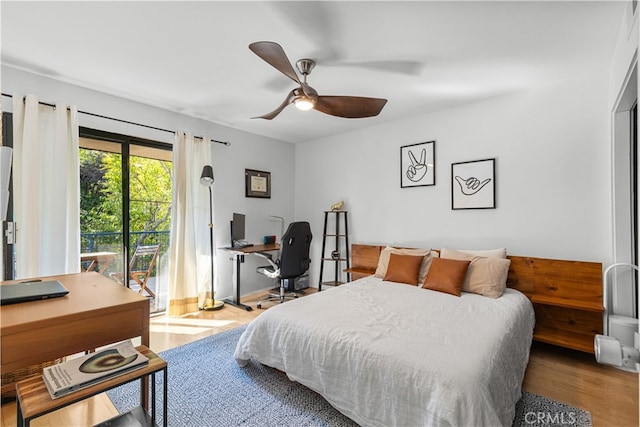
[80,251,117,273]
[220,243,280,311]
[1,272,149,380]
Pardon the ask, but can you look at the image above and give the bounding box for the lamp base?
[201,299,225,311]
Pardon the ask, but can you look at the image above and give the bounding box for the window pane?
[128,151,172,313]
[80,145,124,281]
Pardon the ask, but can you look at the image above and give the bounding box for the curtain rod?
[1,93,231,146]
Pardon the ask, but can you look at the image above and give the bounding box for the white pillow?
[374,246,433,285]
[440,248,510,298]
[441,247,507,259]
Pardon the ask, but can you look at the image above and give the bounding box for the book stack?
[43,340,149,399]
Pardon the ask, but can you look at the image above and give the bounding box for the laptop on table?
[0,280,69,305]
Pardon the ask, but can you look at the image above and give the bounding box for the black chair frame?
[255,221,312,309]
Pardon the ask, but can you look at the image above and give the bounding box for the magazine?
[43,340,149,399]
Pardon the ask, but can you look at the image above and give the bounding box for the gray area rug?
[107,326,592,426]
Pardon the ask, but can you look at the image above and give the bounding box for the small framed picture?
[245,169,271,198]
[451,158,495,210]
[400,141,435,188]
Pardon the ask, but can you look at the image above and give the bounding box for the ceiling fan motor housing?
[296,59,315,76]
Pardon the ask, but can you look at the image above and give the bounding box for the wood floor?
[1,288,638,426]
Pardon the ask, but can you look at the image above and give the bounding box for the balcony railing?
[81,230,170,255]
[82,230,170,314]
[81,230,169,275]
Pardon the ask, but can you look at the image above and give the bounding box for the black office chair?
[255,221,313,309]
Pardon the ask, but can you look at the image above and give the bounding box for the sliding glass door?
[79,129,172,314]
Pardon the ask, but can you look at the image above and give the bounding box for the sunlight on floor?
[150,316,237,335]
[150,323,231,335]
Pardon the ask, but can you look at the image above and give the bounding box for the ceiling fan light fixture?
[294,97,315,111]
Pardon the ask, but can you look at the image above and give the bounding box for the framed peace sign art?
[400,141,435,188]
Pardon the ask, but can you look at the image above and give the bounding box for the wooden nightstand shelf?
[506,256,603,354]
[16,346,168,427]
[343,267,376,281]
[343,244,381,281]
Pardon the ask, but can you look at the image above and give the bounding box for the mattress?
[234,276,535,426]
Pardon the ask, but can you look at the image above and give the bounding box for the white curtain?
[12,94,80,278]
[168,132,215,316]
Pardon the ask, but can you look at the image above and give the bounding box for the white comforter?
[234,277,535,427]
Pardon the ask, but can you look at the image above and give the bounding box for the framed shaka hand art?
[451,158,495,210]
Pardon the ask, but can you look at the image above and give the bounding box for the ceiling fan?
[249,41,387,120]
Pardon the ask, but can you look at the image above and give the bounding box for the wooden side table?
[16,346,167,427]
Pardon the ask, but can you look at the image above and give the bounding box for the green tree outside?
[79,149,172,251]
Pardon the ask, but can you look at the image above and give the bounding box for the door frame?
[611,59,638,318]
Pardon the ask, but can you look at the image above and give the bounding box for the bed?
[235,245,536,427]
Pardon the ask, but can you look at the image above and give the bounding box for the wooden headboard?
[347,244,603,354]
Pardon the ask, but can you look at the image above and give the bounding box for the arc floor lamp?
[200,165,224,310]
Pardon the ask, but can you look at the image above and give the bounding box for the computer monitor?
[230,213,246,247]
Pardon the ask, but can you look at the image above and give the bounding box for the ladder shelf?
[318,210,350,291]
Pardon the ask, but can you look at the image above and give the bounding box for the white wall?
[2,66,295,298]
[295,72,611,287]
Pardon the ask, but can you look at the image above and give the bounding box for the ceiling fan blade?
[267,2,341,57]
[249,41,301,85]
[314,96,387,118]
[267,3,422,76]
[324,59,423,76]
[251,89,296,120]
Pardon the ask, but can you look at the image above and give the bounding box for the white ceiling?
[1,1,627,143]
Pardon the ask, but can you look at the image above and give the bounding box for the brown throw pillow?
[422,257,471,296]
[375,246,432,283]
[383,253,424,285]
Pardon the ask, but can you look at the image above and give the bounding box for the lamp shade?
[200,165,214,187]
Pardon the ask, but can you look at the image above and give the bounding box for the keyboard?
[233,243,254,249]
